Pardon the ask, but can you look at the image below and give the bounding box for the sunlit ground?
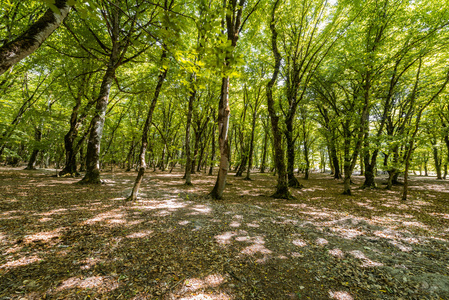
[0,166,448,299]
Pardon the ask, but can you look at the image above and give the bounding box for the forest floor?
[0,167,449,300]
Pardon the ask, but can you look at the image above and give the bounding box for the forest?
[1,0,449,299]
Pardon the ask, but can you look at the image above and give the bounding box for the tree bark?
[432,145,442,179]
[25,127,42,170]
[0,0,72,75]
[208,121,216,176]
[209,0,246,199]
[79,6,121,184]
[184,83,195,184]
[210,77,231,199]
[260,127,268,173]
[244,110,257,180]
[265,0,292,199]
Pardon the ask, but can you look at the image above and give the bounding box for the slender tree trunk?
[260,128,268,173]
[184,79,195,185]
[208,122,216,176]
[432,145,442,179]
[245,111,257,180]
[304,141,310,180]
[0,0,72,75]
[286,119,301,187]
[235,148,248,177]
[25,127,42,170]
[127,51,168,201]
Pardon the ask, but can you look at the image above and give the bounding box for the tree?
[0,0,73,75]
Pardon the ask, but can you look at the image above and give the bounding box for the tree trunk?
[432,146,442,179]
[244,110,257,180]
[127,50,168,201]
[0,0,72,75]
[329,137,341,179]
[210,77,231,199]
[286,119,301,187]
[79,8,121,184]
[25,127,42,170]
[260,128,268,173]
[265,0,292,199]
[235,149,248,177]
[184,79,195,185]
[304,140,310,180]
[208,122,216,176]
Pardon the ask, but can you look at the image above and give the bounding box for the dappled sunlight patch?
[57,276,118,292]
[155,209,172,217]
[246,222,259,228]
[25,227,63,243]
[188,205,212,215]
[38,208,68,216]
[315,238,329,246]
[134,199,187,211]
[0,232,7,243]
[292,239,308,247]
[1,255,40,269]
[82,209,125,225]
[329,290,354,300]
[178,274,225,294]
[229,221,240,228]
[239,235,272,255]
[38,217,53,222]
[401,221,430,230]
[373,229,403,240]
[349,250,383,267]
[330,227,365,239]
[328,248,345,259]
[177,292,231,300]
[299,210,332,219]
[0,210,21,217]
[179,220,190,225]
[429,213,449,219]
[5,244,23,254]
[355,202,376,210]
[126,230,154,239]
[215,231,236,245]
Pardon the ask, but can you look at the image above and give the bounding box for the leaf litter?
[0,167,448,299]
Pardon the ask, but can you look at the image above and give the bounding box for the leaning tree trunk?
[0,0,72,75]
[127,51,168,201]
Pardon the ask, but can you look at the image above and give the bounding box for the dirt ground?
[0,166,448,300]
